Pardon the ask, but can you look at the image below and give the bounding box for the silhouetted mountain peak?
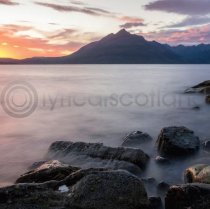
[116,29,131,36]
[2,29,210,64]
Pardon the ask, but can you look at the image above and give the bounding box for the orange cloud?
[0,24,88,59]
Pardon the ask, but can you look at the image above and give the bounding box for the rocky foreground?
[1,81,210,209]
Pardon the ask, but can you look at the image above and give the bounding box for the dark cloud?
[0,0,19,5]
[168,16,210,28]
[138,24,210,45]
[120,22,145,29]
[35,2,112,16]
[145,0,210,15]
[49,29,77,39]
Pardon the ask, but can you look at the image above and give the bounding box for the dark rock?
[185,81,210,94]
[206,95,210,104]
[184,164,210,184]
[46,141,150,174]
[203,140,210,151]
[0,169,150,209]
[192,106,200,110]
[157,126,200,156]
[122,131,153,147]
[16,160,79,184]
[157,181,170,192]
[28,161,47,170]
[165,183,210,209]
[192,80,210,88]
[67,170,150,209]
[149,197,163,209]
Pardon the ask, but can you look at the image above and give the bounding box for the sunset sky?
[1,0,210,59]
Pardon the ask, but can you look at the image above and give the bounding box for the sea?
[0,64,210,196]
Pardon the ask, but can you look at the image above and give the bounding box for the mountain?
[1,29,210,64]
[172,44,210,64]
[0,58,19,64]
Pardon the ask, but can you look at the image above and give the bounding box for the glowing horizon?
[1,0,210,59]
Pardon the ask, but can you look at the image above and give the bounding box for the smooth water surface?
[0,64,209,195]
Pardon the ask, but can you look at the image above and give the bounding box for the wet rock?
[155,156,169,164]
[192,106,200,110]
[184,164,210,184]
[203,140,210,151]
[157,126,200,156]
[157,181,170,193]
[122,131,153,147]
[67,170,150,209]
[16,160,79,184]
[47,141,150,174]
[0,169,150,209]
[165,183,210,209]
[28,161,47,170]
[149,197,163,209]
[206,95,210,104]
[185,80,210,94]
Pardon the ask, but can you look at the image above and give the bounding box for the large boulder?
[46,141,150,174]
[206,95,210,104]
[16,160,79,184]
[157,126,200,156]
[184,164,210,184]
[203,140,210,151]
[67,170,150,209]
[165,183,210,209]
[185,80,210,94]
[0,169,150,209]
[122,131,153,147]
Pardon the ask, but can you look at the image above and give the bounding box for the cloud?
[35,2,112,16]
[139,24,210,45]
[0,0,19,5]
[48,29,76,39]
[167,16,210,28]
[119,16,144,22]
[145,0,210,15]
[120,22,145,29]
[119,16,145,29]
[0,24,100,58]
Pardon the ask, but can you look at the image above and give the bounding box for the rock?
[157,126,200,156]
[165,183,210,209]
[16,160,79,184]
[203,140,210,151]
[184,164,210,184]
[46,141,150,174]
[0,169,150,209]
[192,80,210,89]
[155,156,169,164]
[67,170,150,209]
[149,197,163,209]
[122,131,153,147]
[157,181,170,193]
[192,106,200,110]
[185,80,210,94]
[206,95,210,104]
[28,160,47,170]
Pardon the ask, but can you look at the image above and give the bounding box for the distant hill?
[1,29,210,64]
[0,58,19,64]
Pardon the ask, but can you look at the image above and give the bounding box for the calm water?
[0,64,210,193]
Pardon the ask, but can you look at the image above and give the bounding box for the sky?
[0,0,210,59]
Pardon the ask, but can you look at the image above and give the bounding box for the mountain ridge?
[1,29,210,64]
